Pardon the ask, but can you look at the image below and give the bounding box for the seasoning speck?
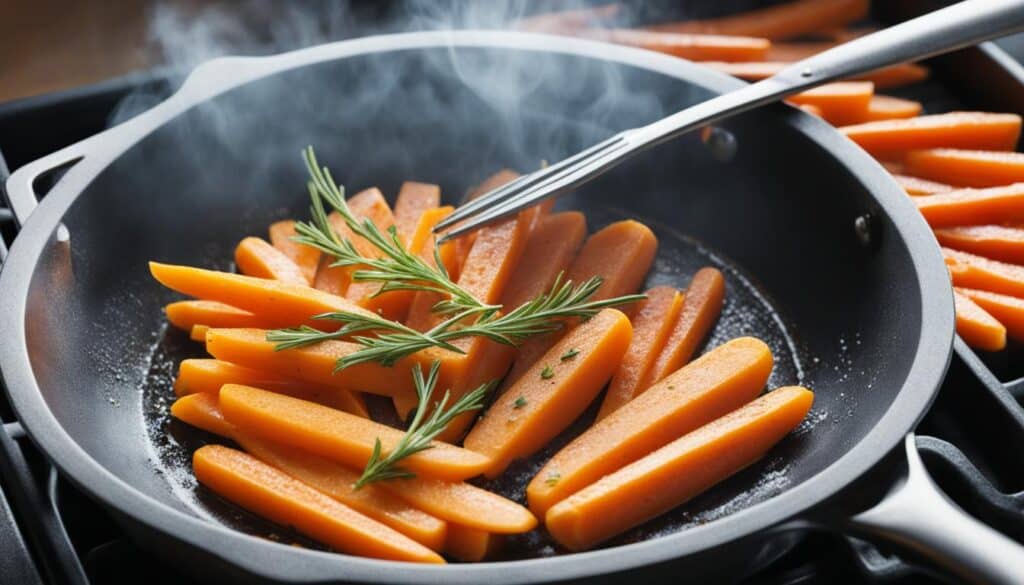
[540,365,555,380]
[560,348,580,361]
[513,396,528,409]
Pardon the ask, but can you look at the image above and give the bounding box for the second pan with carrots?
[7,3,1023,584]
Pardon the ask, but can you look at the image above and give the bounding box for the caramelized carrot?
[393,181,442,246]
[957,287,1024,342]
[173,358,368,416]
[597,286,684,420]
[219,384,491,482]
[165,299,274,331]
[464,309,633,477]
[584,29,769,62]
[705,61,929,88]
[150,262,374,330]
[234,237,308,286]
[640,267,726,390]
[891,174,954,196]
[545,386,813,551]
[787,82,874,126]
[444,525,503,562]
[861,95,923,122]
[954,291,1007,351]
[500,211,587,310]
[646,0,868,40]
[269,219,320,284]
[193,445,444,563]
[904,149,1024,188]
[944,247,1024,298]
[840,112,1022,159]
[313,187,390,296]
[172,394,444,549]
[527,337,772,517]
[935,225,1024,264]
[915,184,1024,227]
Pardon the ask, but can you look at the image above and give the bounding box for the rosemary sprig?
[355,361,489,489]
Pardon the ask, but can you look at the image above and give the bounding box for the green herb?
[354,361,489,489]
[513,396,528,409]
[540,365,555,380]
[560,348,580,361]
[545,472,561,487]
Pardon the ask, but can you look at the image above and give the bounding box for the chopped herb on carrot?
[560,348,580,361]
[513,396,528,409]
[540,365,555,379]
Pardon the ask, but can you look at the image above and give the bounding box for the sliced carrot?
[935,225,1024,264]
[597,286,684,420]
[944,247,1024,298]
[840,112,1022,159]
[192,445,444,563]
[646,0,868,40]
[787,82,874,126]
[269,219,320,284]
[500,211,587,310]
[545,386,813,551]
[234,237,308,286]
[312,187,390,296]
[190,325,208,342]
[219,384,490,482]
[705,61,929,89]
[861,95,923,122]
[172,394,444,550]
[527,336,772,517]
[164,299,273,331]
[640,267,726,391]
[954,290,1007,351]
[958,287,1024,342]
[401,206,459,334]
[344,189,405,319]
[452,170,521,279]
[583,29,769,62]
[150,262,374,331]
[915,184,1024,227]
[881,160,906,174]
[464,309,633,478]
[766,40,836,61]
[514,3,620,33]
[444,525,503,562]
[891,174,954,196]
[393,181,442,247]
[904,149,1024,188]
[172,358,368,416]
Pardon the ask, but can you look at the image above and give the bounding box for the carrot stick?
[639,267,726,391]
[190,325,209,342]
[443,524,503,562]
[915,184,1024,227]
[464,309,633,478]
[150,262,374,331]
[401,207,459,334]
[705,61,929,88]
[192,445,444,563]
[172,394,445,550]
[165,299,274,331]
[393,181,441,247]
[787,82,874,126]
[766,40,837,61]
[544,386,813,551]
[957,287,1024,342]
[953,290,1007,351]
[344,189,405,319]
[944,247,1024,298]
[935,225,1024,264]
[891,174,954,196]
[313,187,391,296]
[582,29,769,62]
[500,211,587,310]
[526,336,772,517]
[646,0,868,40]
[840,112,1022,159]
[173,358,368,417]
[219,384,491,482]
[597,286,684,420]
[234,237,309,286]
[904,149,1024,188]
[861,95,923,122]
[269,219,320,284]
[451,170,522,279]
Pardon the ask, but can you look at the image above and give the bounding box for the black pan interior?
[22,46,920,560]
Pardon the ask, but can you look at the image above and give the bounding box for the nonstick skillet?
[0,31,1020,584]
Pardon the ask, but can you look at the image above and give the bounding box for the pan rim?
[0,30,954,583]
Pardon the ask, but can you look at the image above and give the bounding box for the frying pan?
[0,31,1019,584]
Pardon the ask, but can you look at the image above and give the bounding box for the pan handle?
[847,434,1024,584]
[2,147,88,227]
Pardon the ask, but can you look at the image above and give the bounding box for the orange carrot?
[953,291,1007,351]
[944,247,1024,298]
[464,309,633,478]
[958,287,1024,342]
[891,174,954,196]
[150,262,374,331]
[192,445,444,563]
[583,29,769,62]
[640,267,726,391]
[766,40,836,61]
[705,61,929,88]
[444,525,503,562]
[545,386,813,551]
[904,149,1024,188]
[840,112,1022,159]
[172,358,367,417]
[597,286,684,420]
[400,206,459,334]
[527,336,772,517]
[915,184,1024,227]
[269,219,320,284]
[393,181,441,246]
[313,187,390,296]
[646,0,868,40]
[861,95,923,122]
[234,237,308,286]
[219,384,491,482]
[164,299,274,331]
[190,325,209,342]
[787,82,874,126]
[935,225,1024,264]
[500,211,587,310]
[344,189,404,318]
[452,170,522,279]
